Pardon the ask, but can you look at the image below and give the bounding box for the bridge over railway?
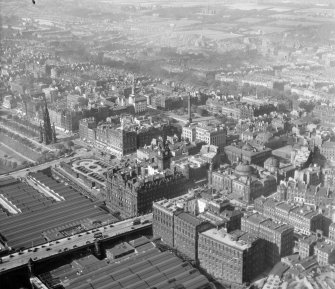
[0,214,152,275]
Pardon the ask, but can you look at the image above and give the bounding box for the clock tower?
[157,141,171,171]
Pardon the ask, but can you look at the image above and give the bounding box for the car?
[78,234,82,237]
[46,248,51,251]
[109,224,114,228]
[64,247,68,251]
[132,218,141,225]
[58,249,62,253]
[18,252,24,255]
[33,257,37,261]
[9,255,14,258]
[42,245,46,248]
[67,237,71,240]
[56,241,60,244]
[33,248,38,252]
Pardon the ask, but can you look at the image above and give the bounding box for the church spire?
[52,122,57,143]
[39,122,43,143]
[43,99,53,145]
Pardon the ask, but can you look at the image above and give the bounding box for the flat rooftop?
[200,228,254,251]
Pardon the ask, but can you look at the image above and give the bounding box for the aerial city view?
[0,0,335,288]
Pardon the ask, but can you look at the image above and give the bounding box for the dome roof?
[235,163,253,176]
[265,157,279,168]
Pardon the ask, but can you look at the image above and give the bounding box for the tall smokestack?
[131,74,135,95]
[188,93,192,124]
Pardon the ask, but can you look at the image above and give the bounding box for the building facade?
[79,117,97,142]
[198,229,264,285]
[106,166,190,218]
[96,124,137,157]
[174,212,213,261]
[182,124,226,149]
[224,143,272,166]
[315,242,335,266]
[210,164,277,204]
[241,213,294,266]
[298,235,318,259]
[257,198,323,236]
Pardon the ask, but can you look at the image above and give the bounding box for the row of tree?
[0,127,37,150]
[0,157,18,170]
[0,117,39,138]
[11,115,40,131]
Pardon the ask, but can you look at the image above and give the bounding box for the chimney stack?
[188,93,192,124]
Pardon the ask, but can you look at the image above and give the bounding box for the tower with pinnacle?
[42,99,53,145]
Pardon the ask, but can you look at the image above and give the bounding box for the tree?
[11,162,17,169]
[312,118,321,125]
[77,97,89,107]
[197,107,207,116]
[65,140,75,150]
[177,107,185,115]
[299,101,315,113]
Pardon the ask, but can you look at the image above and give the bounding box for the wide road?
[0,214,152,275]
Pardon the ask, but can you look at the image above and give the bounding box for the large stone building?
[320,142,335,165]
[298,235,318,259]
[106,165,190,218]
[224,142,272,166]
[206,98,275,120]
[256,198,323,236]
[79,115,180,154]
[329,223,335,241]
[45,104,134,133]
[128,93,147,114]
[96,124,137,157]
[79,117,97,143]
[285,178,333,207]
[136,123,180,148]
[182,123,226,150]
[153,189,244,260]
[322,165,335,189]
[174,212,213,261]
[314,242,335,266]
[198,229,264,285]
[171,144,222,182]
[241,213,294,266]
[151,94,183,110]
[314,105,335,127]
[210,163,277,204]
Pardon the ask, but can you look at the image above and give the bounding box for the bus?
[132,218,141,225]
[94,232,103,239]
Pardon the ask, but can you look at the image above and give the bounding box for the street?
[0,214,152,274]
